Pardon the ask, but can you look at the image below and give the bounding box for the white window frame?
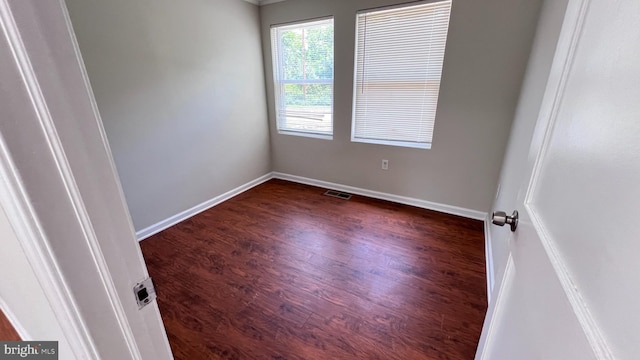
[351,0,452,149]
[270,17,335,140]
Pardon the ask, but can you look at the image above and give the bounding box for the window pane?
[271,18,334,137]
[303,27,333,81]
[351,1,452,149]
[281,30,303,80]
[279,83,333,134]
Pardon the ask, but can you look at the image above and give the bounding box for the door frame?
[0,0,171,358]
[476,0,613,358]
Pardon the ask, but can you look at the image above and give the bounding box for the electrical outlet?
[381,159,389,170]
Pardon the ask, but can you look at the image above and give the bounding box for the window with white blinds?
[271,18,334,139]
[351,1,452,149]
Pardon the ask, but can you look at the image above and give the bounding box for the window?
[352,1,452,149]
[271,18,334,139]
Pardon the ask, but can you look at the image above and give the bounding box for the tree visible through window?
[271,18,334,138]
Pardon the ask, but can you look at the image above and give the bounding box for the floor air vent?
[323,190,352,200]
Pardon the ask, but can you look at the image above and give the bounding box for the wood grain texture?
[0,308,20,341]
[141,179,487,359]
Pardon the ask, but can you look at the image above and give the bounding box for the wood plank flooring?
[141,179,487,359]
[0,309,20,341]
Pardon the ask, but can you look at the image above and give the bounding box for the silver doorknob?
[492,210,519,232]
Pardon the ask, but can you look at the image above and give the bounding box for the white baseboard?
[138,171,488,241]
[272,172,487,220]
[136,173,273,241]
[484,215,495,303]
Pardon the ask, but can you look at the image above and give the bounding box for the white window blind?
[352,1,452,149]
[271,18,334,139]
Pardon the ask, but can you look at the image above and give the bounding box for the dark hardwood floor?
[0,309,20,341]
[141,179,487,359]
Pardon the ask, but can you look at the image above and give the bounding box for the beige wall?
[65,0,544,231]
[487,0,570,297]
[261,0,542,212]
[65,0,270,231]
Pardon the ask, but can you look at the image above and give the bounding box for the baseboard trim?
[136,173,273,241]
[484,215,495,303]
[272,172,487,220]
[475,254,514,360]
[138,172,488,241]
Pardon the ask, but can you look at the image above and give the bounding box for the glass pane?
[304,26,334,80]
[280,24,333,81]
[280,83,333,133]
[281,29,303,80]
[352,1,451,146]
[273,18,334,136]
[283,83,332,107]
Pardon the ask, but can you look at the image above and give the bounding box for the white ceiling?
[242,0,287,5]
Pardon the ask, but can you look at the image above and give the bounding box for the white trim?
[528,207,613,359]
[137,173,273,241]
[483,215,495,303]
[272,172,487,220]
[351,137,432,150]
[276,130,333,141]
[0,297,30,340]
[475,255,514,360]
[240,0,286,6]
[138,171,486,242]
[59,0,143,266]
[46,4,142,358]
[2,1,141,356]
[259,0,287,5]
[58,0,173,357]
[522,0,613,357]
[0,3,97,357]
[0,91,95,358]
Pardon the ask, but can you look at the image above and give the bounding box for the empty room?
[1,0,639,359]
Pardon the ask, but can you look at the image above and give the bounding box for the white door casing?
[0,196,74,355]
[478,0,640,358]
[0,0,173,358]
[483,0,570,303]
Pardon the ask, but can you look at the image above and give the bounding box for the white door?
[477,0,640,358]
[0,0,173,359]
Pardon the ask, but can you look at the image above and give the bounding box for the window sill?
[351,137,431,149]
[278,130,333,141]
